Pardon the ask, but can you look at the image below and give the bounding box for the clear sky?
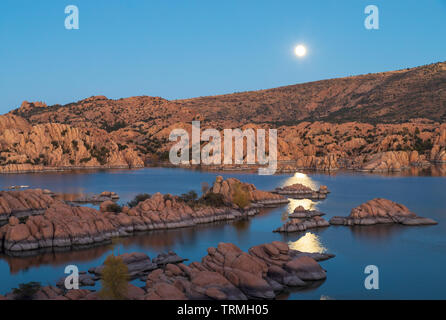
[0,0,445,113]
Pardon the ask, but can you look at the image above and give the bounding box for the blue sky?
[0,0,445,113]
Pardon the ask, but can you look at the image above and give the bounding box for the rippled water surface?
[1,168,445,299]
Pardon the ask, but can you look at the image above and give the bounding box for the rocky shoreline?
[0,177,289,254]
[0,241,334,300]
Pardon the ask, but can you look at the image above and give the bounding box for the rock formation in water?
[329,198,438,226]
[0,178,288,253]
[274,206,329,233]
[207,176,289,208]
[1,241,334,300]
[273,183,329,199]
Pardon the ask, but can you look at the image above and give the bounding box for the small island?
[329,198,438,226]
[274,206,329,233]
[272,183,330,200]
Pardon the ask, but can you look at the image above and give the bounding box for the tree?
[232,183,251,209]
[99,255,130,300]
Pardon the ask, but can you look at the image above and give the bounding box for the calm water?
[0,168,445,299]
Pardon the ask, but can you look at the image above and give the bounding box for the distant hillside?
[2,61,446,174]
[11,61,446,127]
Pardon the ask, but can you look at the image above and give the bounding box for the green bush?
[128,193,151,208]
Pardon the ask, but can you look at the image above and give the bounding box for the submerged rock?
[329,198,438,226]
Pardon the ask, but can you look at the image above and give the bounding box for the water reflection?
[281,172,319,190]
[347,224,406,241]
[0,244,114,274]
[288,232,327,253]
[276,280,326,300]
[286,198,320,213]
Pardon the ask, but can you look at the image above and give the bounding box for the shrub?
[106,203,122,213]
[232,183,251,209]
[99,255,129,300]
[90,146,110,165]
[179,190,198,204]
[128,193,151,208]
[200,192,225,207]
[80,157,91,163]
[12,282,41,300]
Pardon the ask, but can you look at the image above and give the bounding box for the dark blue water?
[1,168,445,299]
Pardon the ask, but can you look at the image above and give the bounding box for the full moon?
[294,44,307,57]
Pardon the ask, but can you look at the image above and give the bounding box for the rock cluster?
[1,241,334,300]
[360,151,429,172]
[329,198,438,226]
[0,189,55,224]
[0,195,254,253]
[274,206,329,233]
[0,113,144,173]
[273,183,329,199]
[208,176,289,207]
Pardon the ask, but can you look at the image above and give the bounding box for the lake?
[1,167,445,299]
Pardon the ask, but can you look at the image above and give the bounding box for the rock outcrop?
[273,183,329,199]
[360,151,429,172]
[329,198,438,226]
[0,189,55,224]
[208,176,289,207]
[146,241,332,300]
[274,206,329,233]
[0,113,144,173]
